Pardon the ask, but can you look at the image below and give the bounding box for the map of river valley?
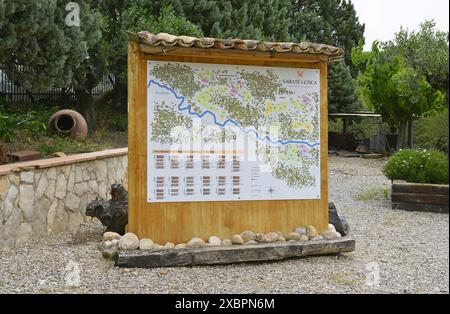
[147,61,321,203]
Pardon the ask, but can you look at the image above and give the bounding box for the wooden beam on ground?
[392,202,449,214]
[392,182,449,195]
[391,192,449,205]
[114,238,355,268]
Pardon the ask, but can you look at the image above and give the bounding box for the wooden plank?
[127,52,329,244]
[391,192,449,205]
[328,113,381,118]
[392,181,449,195]
[127,41,142,233]
[115,238,355,268]
[392,202,449,214]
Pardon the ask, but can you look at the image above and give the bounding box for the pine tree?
[290,0,365,112]
[145,0,292,41]
[94,1,203,112]
[0,0,101,90]
[328,62,361,113]
[290,0,364,71]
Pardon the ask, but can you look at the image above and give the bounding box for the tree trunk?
[111,83,127,112]
[396,121,408,151]
[75,88,96,131]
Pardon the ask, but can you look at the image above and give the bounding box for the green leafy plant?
[352,21,448,149]
[0,113,18,142]
[0,97,18,142]
[383,149,449,184]
[0,102,59,142]
[413,109,449,150]
[354,187,390,201]
[109,114,128,132]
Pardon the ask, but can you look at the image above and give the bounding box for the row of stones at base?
[101,224,342,252]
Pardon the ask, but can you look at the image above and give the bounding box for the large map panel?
[147,61,321,203]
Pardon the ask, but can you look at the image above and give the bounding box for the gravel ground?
[0,156,448,294]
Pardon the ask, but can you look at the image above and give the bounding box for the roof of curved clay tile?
[128,31,344,62]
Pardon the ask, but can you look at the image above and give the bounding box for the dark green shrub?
[0,101,58,142]
[109,114,128,131]
[383,149,449,184]
[0,97,18,142]
[413,109,449,150]
[0,113,18,142]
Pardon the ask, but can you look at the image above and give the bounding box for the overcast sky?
[351,0,449,50]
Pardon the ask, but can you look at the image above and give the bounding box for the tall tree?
[95,1,203,111]
[382,21,449,105]
[0,0,101,90]
[290,0,365,112]
[290,0,364,72]
[142,0,292,41]
[353,42,445,149]
[328,62,361,113]
[0,0,102,127]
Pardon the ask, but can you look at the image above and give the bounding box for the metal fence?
[0,66,114,104]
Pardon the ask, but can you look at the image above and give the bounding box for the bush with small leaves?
[383,149,449,184]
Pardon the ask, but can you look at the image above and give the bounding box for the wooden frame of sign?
[127,33,339,244]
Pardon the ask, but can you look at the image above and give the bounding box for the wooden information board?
[128,32,343,244]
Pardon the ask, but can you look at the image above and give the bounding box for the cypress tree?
[290,0,365,112]
[0,0,101,90]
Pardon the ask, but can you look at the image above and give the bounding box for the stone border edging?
[0,148,128,176]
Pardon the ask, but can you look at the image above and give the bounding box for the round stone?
[294,227,307,235]
[118,233,139,250]
[102,249,117,259]
[187,237,205,248]
[322,231,342,240]
[139,238,154,251]
[230,234,244,245]
[240,230,256,243]
[208,236,222,246]
[265,232,279,243]
[222,239,232,246]
[164,242,175,249]
[299,235,309,241]
[285,232,301,241]
[111,239,119,249]
[306,225,319,240]
[103,240,113,250]
[103,232,121,241]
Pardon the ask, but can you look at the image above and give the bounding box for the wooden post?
[343,117,349,134]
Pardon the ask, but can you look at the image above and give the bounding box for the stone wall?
[0,148,128,250]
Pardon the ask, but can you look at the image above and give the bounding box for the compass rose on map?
[267,186,276,196]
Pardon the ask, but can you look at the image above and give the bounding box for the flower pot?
[48,109,88,140]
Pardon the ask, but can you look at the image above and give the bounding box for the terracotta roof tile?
[132,31,344,61]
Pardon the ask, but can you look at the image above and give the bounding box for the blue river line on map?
[148,80,321,148]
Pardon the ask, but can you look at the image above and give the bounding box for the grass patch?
[354,187,390,201]
[328,272,362,287]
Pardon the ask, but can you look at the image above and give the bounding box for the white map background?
[147,61,321,203]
